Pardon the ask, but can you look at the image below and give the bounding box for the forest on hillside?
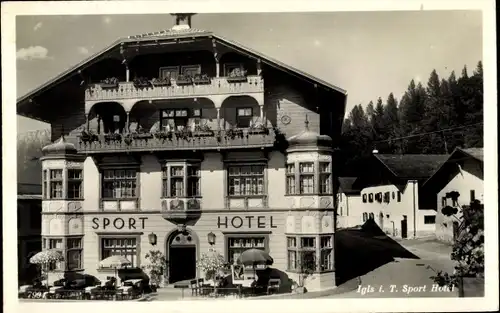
[338,61,483,176]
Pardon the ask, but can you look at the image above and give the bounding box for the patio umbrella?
[99,255,132,284]
[237,249,273,282]
[29,250,65,287]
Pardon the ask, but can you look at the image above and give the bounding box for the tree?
[365,101,375,122]
[399,80,428,153]
[371,97,386,143]
[293,250,317,293]
[381,93,401,153]
[142,249,167,288]
[17,129,51,184]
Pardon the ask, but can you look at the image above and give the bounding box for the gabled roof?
[17,26,346,108]
[422,147,484,189]
[373,154,449,180]
[338,177,360,195]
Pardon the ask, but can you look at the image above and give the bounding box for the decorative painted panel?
[102,201,119,211]
[48,201,66,212]
[42,160,66,169]
[68,217,83,235]
[48,216,64,236]
[301,216,316,233]
[286,215,296,233]
[319,197,333,208]
[120,201,137,211]
[321,215,334,233]
[68,201,83,212]
[299,196,316,208]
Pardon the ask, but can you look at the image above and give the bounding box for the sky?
[16,11,482,134]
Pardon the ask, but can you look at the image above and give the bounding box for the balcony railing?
[85,76,264,102]
[66,127,276,153]
[161,198,202,222]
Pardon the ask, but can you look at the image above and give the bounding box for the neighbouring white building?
[335,177,363,228]
[422,147,484,244]
[341,152,448,239]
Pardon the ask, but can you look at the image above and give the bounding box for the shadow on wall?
[335,219,419,286]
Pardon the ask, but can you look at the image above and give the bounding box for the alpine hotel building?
[16,15,347,291]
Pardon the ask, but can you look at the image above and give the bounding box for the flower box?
[151,78,171,87]
[100,78,119,89]
[226,75,248,83]
[175,75,193,85]
[193,130,214,138]
[193,74,211,85]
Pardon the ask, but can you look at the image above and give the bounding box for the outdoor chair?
[189,279,199,296]
[267,278,281,295]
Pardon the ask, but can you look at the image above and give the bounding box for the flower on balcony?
[227,68,248,82]
[193,73,211,84]
[154,130,173,141]
[133,77,151,89]
[175,74,193,85]
[100,77,119,88]
[225,127,244,140]
[248,123,269,135]
[193,124,214,137]
[151,77,171,87]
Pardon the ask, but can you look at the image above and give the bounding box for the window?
[362,213,368,222]
[362,194,367,203]
[101,238,138,267]
[162,164,201,198]
[299,162,314,194]
[227,236,266,265]
[102,169,138,199]
[50,169,63,199]
[397,191,402,202]
[299,237,317,273]
[181,65,201,77]
[42,170,48,199]
[319,162,332,194]
[160,109,189,131]
[66,238,82,270]
[287,237,297,270]
[159,66,179,80]
[424,215,436,225]
[286,164,296,194]
[48,238,63,270]
[441,197,447,207]
[67,169,83,199]
[320,236,334,271]
[369,213,375,220]
[224,63,245,76]
[470,190,476,202]
[227,165,265,196]
[383,192,390,203]
[368,193,374,203]
[236,108,253,128]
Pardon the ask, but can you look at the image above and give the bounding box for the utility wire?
[373,122,483,144]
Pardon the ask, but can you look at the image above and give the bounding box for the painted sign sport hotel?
[17,14,347,291]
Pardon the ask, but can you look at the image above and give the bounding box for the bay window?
[66,237,83,270]
[286,235,334,273]
[67,169,83,199]
[50,169,63,199]
[102,169,138,199]
[162,163,201,198]
[299,162,314,194]
[286,164,296,194]
[319,162,332,194]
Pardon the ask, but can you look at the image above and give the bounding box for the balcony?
[66,127,276,153]
[161,198,202,224]
[85,75,264,102]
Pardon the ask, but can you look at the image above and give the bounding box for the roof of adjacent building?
[17,26,346,107]
[374,153,449,179]
[459,147,483,162]
[422,146,484,189]
[338,177,360,194]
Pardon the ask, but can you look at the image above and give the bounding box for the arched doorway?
[166,229,198,283]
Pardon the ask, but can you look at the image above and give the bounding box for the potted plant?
[294,251,317,294]
[193,124,214,137]
[151,77,171,87]
[431,199,484,297]
[104,133,122,143]
[100,77,119,89]
[141,250,166,290]
[175,74,193,85]
[247,123,269,135]
[227,68,248,82]
[225,127,244,140]
[196,249,228,295]
[193,73,211,84]
[133,77,151,89]
[154,130,173,141]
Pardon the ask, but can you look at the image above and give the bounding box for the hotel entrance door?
[167,231,197,283]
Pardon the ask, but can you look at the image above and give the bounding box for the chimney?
[170,13,196,31]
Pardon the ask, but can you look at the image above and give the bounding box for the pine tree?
[382,93,400,153]
[371,97,386,143]
[399,80,428,153]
